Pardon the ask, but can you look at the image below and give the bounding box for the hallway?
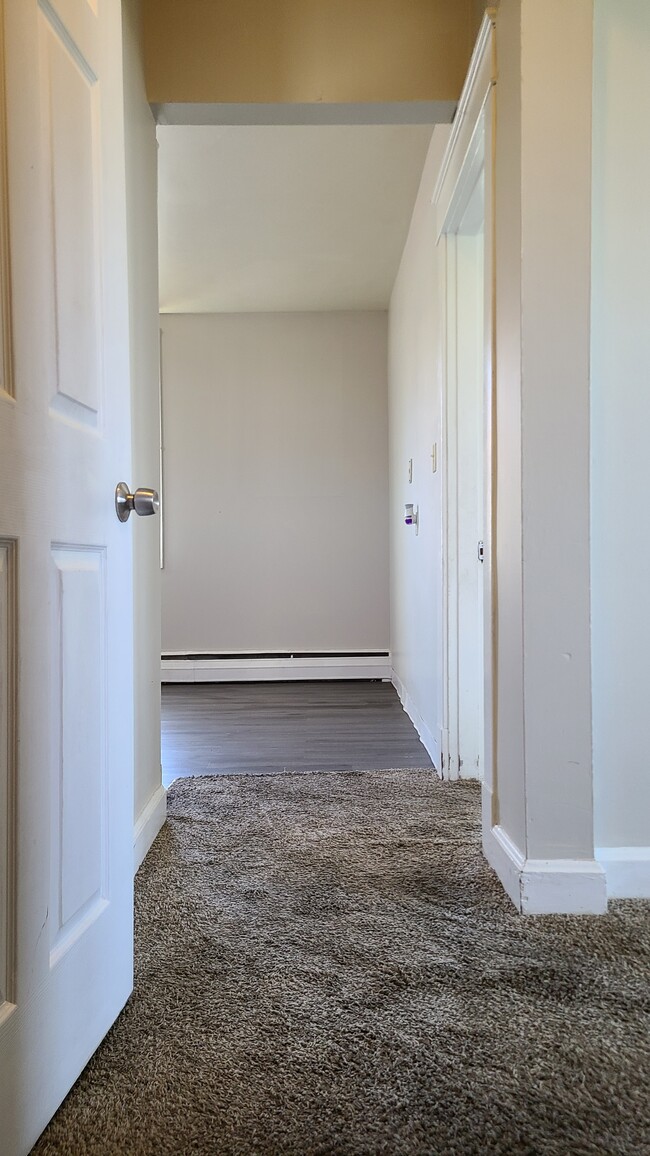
[161,680,434,786]
[34,768,650,1155]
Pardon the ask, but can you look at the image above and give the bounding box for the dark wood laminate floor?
[161,680,434,786]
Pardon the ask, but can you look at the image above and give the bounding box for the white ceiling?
[157,124,434,313]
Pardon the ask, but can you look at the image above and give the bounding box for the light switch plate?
[408,458,413,483]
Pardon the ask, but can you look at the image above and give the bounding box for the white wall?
[388,128,449,768]
[160,311,389,655]
[484,0,604,913]
[122,0,165,866]
[591,1,650,860]
[490,0,526,856]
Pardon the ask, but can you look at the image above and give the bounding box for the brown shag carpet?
[34,770,650,1155]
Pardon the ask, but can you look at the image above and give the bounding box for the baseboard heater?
[161,650,392,683]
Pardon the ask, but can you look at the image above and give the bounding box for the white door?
[0,2,135,1152]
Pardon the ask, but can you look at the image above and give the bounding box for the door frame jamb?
[433,12,496,791]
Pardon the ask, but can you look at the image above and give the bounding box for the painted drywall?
[591,0,650,850]
[388,127,450,768]
[518,0,594,861]
[160,312,389,655]
[491,0,526,858]
[157,124,435,314]
[491,0,595,862]
[122,0,164,836]
[142,0,475,105]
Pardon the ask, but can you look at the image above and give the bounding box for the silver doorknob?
[115,482,160,522]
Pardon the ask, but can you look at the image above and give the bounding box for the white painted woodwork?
[595,848,650,901]
[432,10,495,240]
[0,7,11,401]
[441,179,487,785]
[0,0,135,1150]
[434,15,494,792]
[483,819,606,916]
[388,19,495,788]
[391,669,439,768]
[162,654,392,683]
[489,0,526,853]
[453,208,485,780]
[480,82,496,832]
[50,548,106,951]
[45,17,101,420]
[122,0,165,847]
[133,785,167,874]
[0,541,15,1013]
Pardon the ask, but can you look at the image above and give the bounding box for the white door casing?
[433,12,495,795]
[449,196,485,780]
[0,1,134,1152]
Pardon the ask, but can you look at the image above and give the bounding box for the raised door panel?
[0,6,11,402]
[50,546,107,966]
[39,2,102,424]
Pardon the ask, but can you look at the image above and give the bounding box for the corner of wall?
[484,805,608,915]
[387,129,449,768]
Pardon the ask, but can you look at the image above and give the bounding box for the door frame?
[433,11,496,796]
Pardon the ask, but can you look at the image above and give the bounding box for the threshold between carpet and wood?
[35,769,650,1155]
[160,681,434,786]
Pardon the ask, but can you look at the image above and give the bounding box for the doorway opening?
[154,118,443,784]
[435,35,495,824]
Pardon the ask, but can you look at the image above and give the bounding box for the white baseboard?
[483,794,607,914]
[596,846,650,899]
[391,670,441,771]
[518,857,607,915]
[161,653,392,683]
[133,784,167,874]
[482,806,525,909]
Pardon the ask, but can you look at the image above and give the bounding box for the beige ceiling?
[157,124,434,313]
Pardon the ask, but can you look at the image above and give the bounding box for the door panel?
[42,7,102,420]
[0,1,134,1151]
[50,546,107,957]
[0,1,10,404]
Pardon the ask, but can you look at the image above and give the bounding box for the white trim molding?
[518,858,607,916]
[0,0,13,402]
[133,785,167,874]
[434,9,497,805]
[482,808,525,909]
[161,652,392,683]
[483,800,608,914]
[391,671,441,772]
[596,847,650,900]
[432,9,496,238]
